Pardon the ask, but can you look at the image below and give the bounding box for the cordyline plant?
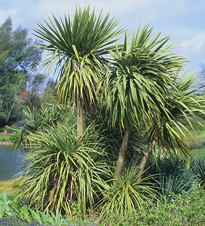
[12,121,106,218]
[32,6,123,143]
[136,70,205,182]
[99,25,185,187]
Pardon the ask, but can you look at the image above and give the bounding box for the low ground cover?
[0,188,204,225]
[100,189,205,225]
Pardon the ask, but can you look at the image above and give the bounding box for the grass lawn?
[0,178,16,194]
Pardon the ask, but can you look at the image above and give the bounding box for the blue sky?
[1,0,205,75]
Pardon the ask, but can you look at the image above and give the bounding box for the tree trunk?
[136,136,158,183]
[76,96,84,167]
[114,130,129,188]
[5,102,15,124]
[77,96,84,140]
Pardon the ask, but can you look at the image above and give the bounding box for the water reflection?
[0,146,23,181]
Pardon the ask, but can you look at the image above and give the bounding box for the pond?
[0,146,24,181]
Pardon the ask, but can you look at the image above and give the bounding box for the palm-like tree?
[136,70,205,181]
[33,6,123,140]
[101,25,184,187]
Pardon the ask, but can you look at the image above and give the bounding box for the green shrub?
[1,189,205,225]
[11,120,107,218]
[192,149,205,158]
[189,141,205,150]
[9,132,20,142]
[0,127,5,133]
[0,132,20,141]
[0,135,9,141]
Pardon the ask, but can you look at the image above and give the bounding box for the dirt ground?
[0,132,13,146]
[0,140,13,146]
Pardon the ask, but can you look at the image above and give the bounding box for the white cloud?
[0,9,18,24]
[1,0,205,72]
[179,32,205,68]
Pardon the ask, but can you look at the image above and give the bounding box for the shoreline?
[0,178,16,193]
[0,140,13,146]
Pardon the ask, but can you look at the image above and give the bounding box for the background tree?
[45,78,57,96]
[40,77,58,106]
[25,73,46,109]
[41,87,57,106]
[0,17,43,125]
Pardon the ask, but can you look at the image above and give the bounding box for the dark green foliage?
[189,141,205,150]
[191,157,205,187]
[145,152,200,201]
[152,172,199,202]
[146,151,189,176]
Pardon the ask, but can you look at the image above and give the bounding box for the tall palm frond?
[146,70,205,161]
[33,6,123,139]
[102,25,184,131]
